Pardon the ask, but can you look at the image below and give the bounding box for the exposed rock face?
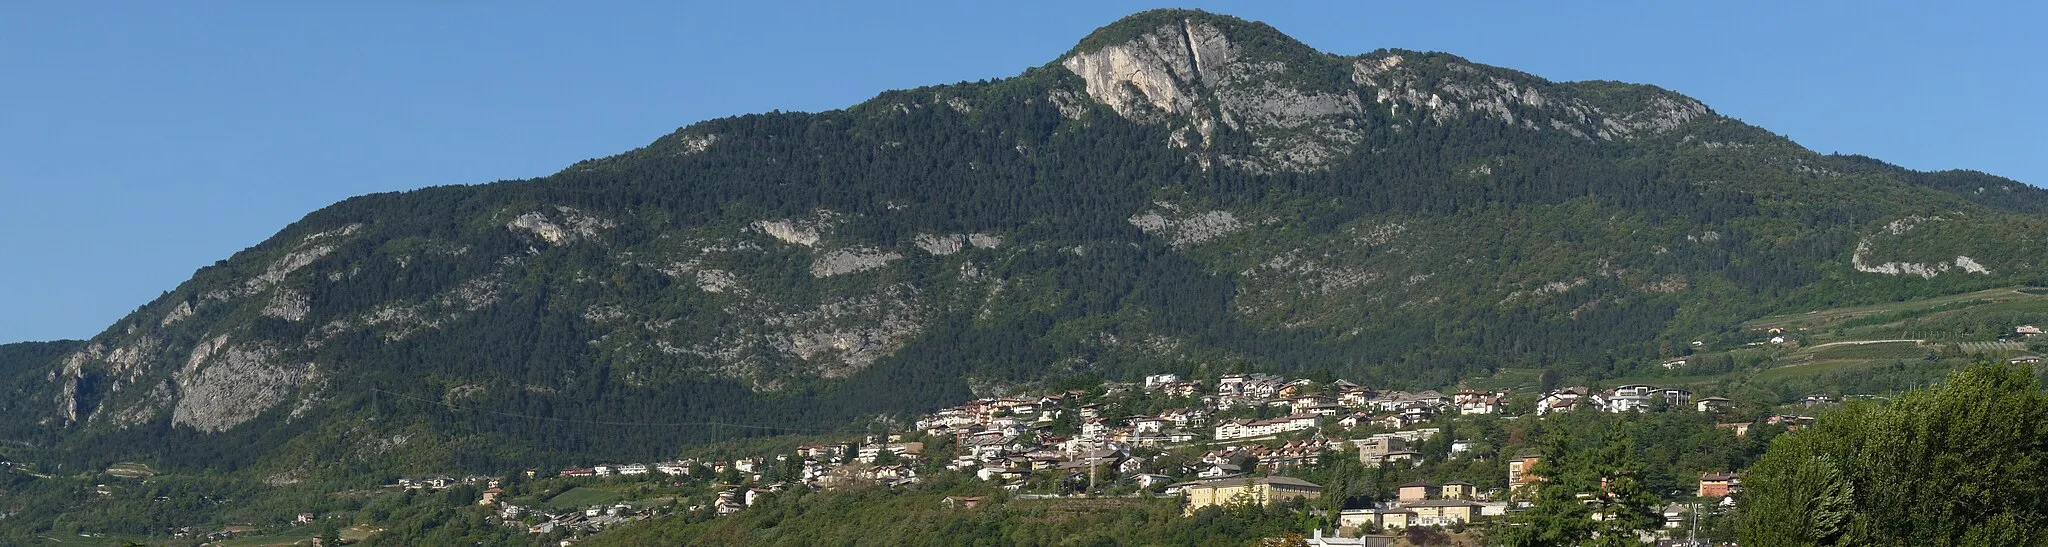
[764,287,925,378]
[812,247,903,277]
[755,220,822,247]
[1063,17,1714,173]
[915,233,966,256]
[695,269,741,293]
[438,275,503,312]
[506,207,614,245]
[1353,53,1707,141]
[50,334,166,425]
[909,233,1002,255]
[185,334,230,374]
[1062,19,1236,121]
[160,301,194,326]
[677,133,719,155]
[1063,18,1365,172]
[171,340,317,433]
[1851,239,1992,278]
[110,381,173,426]
[250,246,334,292]
[55,355,86,424]
[1129,205,1247,248]
[204,244,334,303]
[752,212,845,248]
[582,305,627,323]
[1242,250,1383,296]
[1850,216,1996,278]
[202,224,363,303]
[261,290,311,321]
[1047,89,1091,120]
[966,233,1004,249]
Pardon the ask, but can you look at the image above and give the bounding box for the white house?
[1144,373,1182,390]
[1603,385,1660,412]
[1198,463,1243,478]
[1536,388,1597,415]
[1132,473,1175,488]
[1601,385,1690,412]
[1132,417,1167,434]
[1159,407,1209,428]
[1454,389,1503,415]
[1081,418,1110,438]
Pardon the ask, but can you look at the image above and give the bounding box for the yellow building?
[1440,481,1475,500]
[1508,451,1543,498]
[1338,508,1414,532]
[1182,476,1324,515]
[1397,481,1434,502]
[1404,499,1482,526]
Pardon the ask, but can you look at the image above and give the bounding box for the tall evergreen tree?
[1739,363,2048,546]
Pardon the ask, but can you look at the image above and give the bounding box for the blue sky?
[2,1,2042,343]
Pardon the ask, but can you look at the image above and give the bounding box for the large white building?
[1143,373,1182,390]
[1213,414,1319,441]
[1603,385,1692,412]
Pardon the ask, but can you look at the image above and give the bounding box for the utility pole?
[1688,502,1698,546]
[1087,451,1098,497]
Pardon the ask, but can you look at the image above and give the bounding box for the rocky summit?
[2,9,2044,480]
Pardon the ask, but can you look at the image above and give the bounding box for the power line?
[368,388,833,433]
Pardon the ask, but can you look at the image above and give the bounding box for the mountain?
[4,9,2044,479]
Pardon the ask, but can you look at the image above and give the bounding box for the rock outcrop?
[812,247,903,277]
[1063,16,1366,172]
[170,340,317,433]
[1129,204,1248,248]
[1062,13,1713,173]
[507,207,614,245]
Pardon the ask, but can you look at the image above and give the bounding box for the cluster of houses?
[364,370,1760,542]
[394,474,501,490]
[909,373,1524,494]
[1533,384,1734,415]
[379,433,940,539]
[1175,462,1743,541]
[928,372,1755,540]
[510,501,655,538]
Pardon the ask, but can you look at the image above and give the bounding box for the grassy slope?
[1474,285,2048,400]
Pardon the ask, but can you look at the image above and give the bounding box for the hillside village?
[375,371,1806,544]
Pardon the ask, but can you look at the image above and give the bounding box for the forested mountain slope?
[4,9,2044,478]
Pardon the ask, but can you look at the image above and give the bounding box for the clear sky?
[2,1,2043,344]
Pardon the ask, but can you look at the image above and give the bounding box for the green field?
[1957,341,2029,353]
[1743,287,2048,346]
[1464,288,2048,404]
[34,533,155,546]
[1753,359,1881,383]
[1743,287,2048,332]
[1463,368,1546,391]
[105,462,156,479]
[207,523,380,547]
[544,486,626,510]
[1800,341,1931,362]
